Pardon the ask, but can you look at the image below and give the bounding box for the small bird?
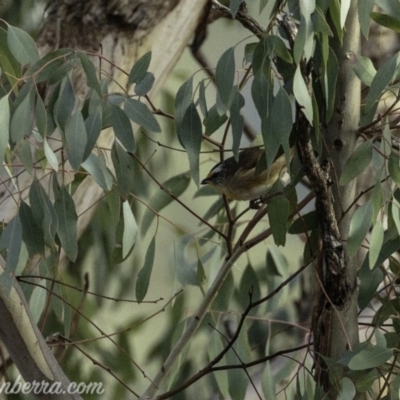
[201,147,289,206]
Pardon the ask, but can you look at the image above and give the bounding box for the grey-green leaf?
[122,201,138,260]
[19,201,45,255]
[111,140,135,197]
[180,103,202,186]
[0,215,22,272]
[29,178,58,248]
[348,200,373,257]
[348,346,393,370]
[54,187,78,262]
[229,86,245,159]
[83,107,102,161]
[11,90,32,142]
[124,98,160,133]
[267,194,289,246]
[65,111,87,170]
[134,72,155,96]
[81,152,113,191]
[136,235,156,302]
[128,51,152,85]
[216,47,235,107]
[353,54,376,87]
[78,51,102,96]
[111,104,135,152]
[339,140,373,185]
[7,25,39,66]
[0,96,10,166]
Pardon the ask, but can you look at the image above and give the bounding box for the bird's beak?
[200,179,209,185]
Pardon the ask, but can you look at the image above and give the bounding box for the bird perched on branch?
[201,147,290,208]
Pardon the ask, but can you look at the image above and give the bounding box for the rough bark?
[313,1,361,394]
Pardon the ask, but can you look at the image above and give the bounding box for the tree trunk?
[313,1,361,394]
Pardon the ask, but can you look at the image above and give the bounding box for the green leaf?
[24,49,75,83]
[266,36,293,63]
[353,54,376,87]
[128,51,152,85]
[175,77,193,140]
[271,87,292,159]
[122,201,138,260]
[78,51,102,96]
[348,346,393,370]
[289,210,318,234]
[389,151,400,186]
[111,104,135,152]
[0,215,22,272]
[339,140,373,185]
[252,69,272,121]
[29,281,47,324]
[54,187,78,262]
[0,29,21,89]
[216,47,235,107]
[55,76,75,131]
[369,221,384,270]
[337,377,355,400]
[111,141,135,198]
[19,201,44,256]
[7,25,39,66]
[175,235,197,286]
[136,234,156,302]
[358,0,375,38]
[267,194,289,246]
[10,90,32,142]
[209,334,230,398]
[204,104,228,135]
[0,96,10,168]
[44,137,59,171]
[124,98,160,133]
[312,6,333,36]
[14,138,33,174]
[134,72,155,96]
[81,152,113,191]
[35,94,47,137]
[364,54,399,116]
[29,178,58,248]
[229,0,243,17]
[83,107,102,160]
[180,103,202,186]
[355,369,378,393]
[371,12,400,33]
[65,111,87,170]
[348,201,373,257]
[229,86,244,159]
[325,47,339,123]
[293,65,313,124]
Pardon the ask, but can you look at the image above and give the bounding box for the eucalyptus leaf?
[65,111,87,171]
[348,201,373,257]
[111,104,135,152]
[19,201,45,256]
[216,47,235,107]
[136,235,156,302]
[128,51,152,85]
[124,98,160,133]
[339,140,373,185]
[0,96,10,167]
[180,103,202,186]
[54,187,78,262]
[122,201,138,260]
[7,25,39,66]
